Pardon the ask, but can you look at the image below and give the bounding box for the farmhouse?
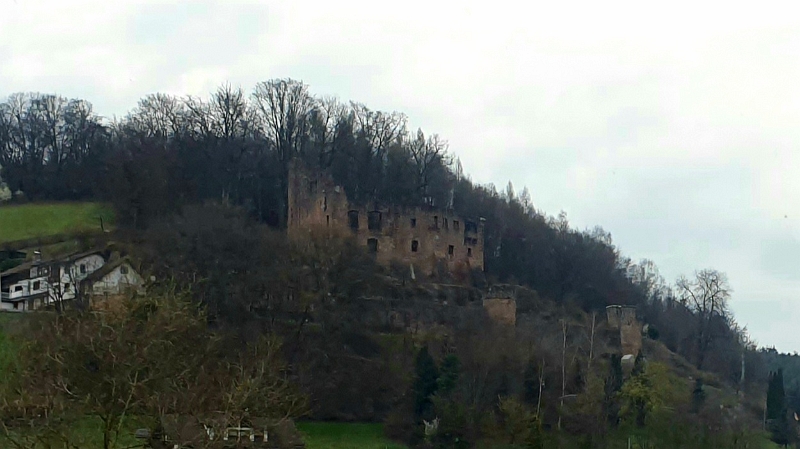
[288,160,485,277]
[0,248,145,312]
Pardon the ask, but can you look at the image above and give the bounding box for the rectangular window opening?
[368,211,382,231]
[444,218,448,230]
[433,216,439,229]
[32,281,40,290]
[448,245,454,256]
[410,218,417,228]
[367,238,379,253]
[411,240,419,252]
[454,220,459,230]
[326,215,330,226]
[467,247,473,258]
[80,264,86,274]
[348,210,359,230]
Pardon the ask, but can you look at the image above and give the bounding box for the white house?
[0,260,52,311]
[0,248,144,312]
[81,257,145,297]
[54,249,107,301]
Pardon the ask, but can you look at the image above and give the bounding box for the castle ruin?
[287,161,485,277]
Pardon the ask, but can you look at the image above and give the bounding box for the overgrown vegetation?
[2,82,799,447]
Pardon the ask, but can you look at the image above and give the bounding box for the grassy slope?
[298,422,406,449]
[0,202,113,244]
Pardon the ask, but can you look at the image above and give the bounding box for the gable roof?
[0,261,34,277]
[59,248,106,263]
[81,257,137,285]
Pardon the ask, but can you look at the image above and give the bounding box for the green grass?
[0,202,113,244]
[298,422,407,449]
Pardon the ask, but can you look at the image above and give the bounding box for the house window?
[411,240,419,252]
[348,210,359,230]
[323,194,328,211]
[80,264,86,274]
[13,302,18,310]
[448,245,454,256]
[326,215,330,226]
[367,238,378,253]
[32,281,40,291]
[433,216,439,228]
[64,283,70,291]
[120,265,129,275]
[368,211,382,231]
[468,248,473,258]
[410,218,417,228]
[14,285,22,292]
[444,218,448,230]
[454,220,459,230]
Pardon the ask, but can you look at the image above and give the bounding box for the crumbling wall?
[288,160,485,276]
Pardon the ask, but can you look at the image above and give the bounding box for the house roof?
[81,257,135,285]
[0,261,34,277]
[1,247,110,281]
[58,248,106,263]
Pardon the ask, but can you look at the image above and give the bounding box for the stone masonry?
[287,160,485,276]
[605,305,642,356]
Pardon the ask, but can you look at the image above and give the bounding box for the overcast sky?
[2,0,799,351]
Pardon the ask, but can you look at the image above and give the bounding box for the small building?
[80,257,145,297]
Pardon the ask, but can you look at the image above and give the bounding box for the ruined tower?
[605,305,642,357]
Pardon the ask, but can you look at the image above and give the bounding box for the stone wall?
[605,305,642,356]
[288,160,485,276]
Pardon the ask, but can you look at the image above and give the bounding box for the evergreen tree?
[413,346,439,421]
[767,369,793,447]
[604,354,624,427]
[437,353,461,395]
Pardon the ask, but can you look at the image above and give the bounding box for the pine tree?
[767,369,792,447]
[413,346,439,421]
[604,354,624,427]
[437,354,460,395]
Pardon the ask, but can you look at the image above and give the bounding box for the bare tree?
[676,269,732,369]
[0,294,306,449]
[128,93,187,137]
[251,78,314,163]
[350,103,406,159]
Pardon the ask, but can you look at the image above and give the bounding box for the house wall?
[288,160,485,276]
[5,272,50,300]
[58,254,105,300]
[90,264,145,295]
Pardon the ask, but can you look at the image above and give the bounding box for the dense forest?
[2,80,799,448]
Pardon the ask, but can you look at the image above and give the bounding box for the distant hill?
[0,202,113,245]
